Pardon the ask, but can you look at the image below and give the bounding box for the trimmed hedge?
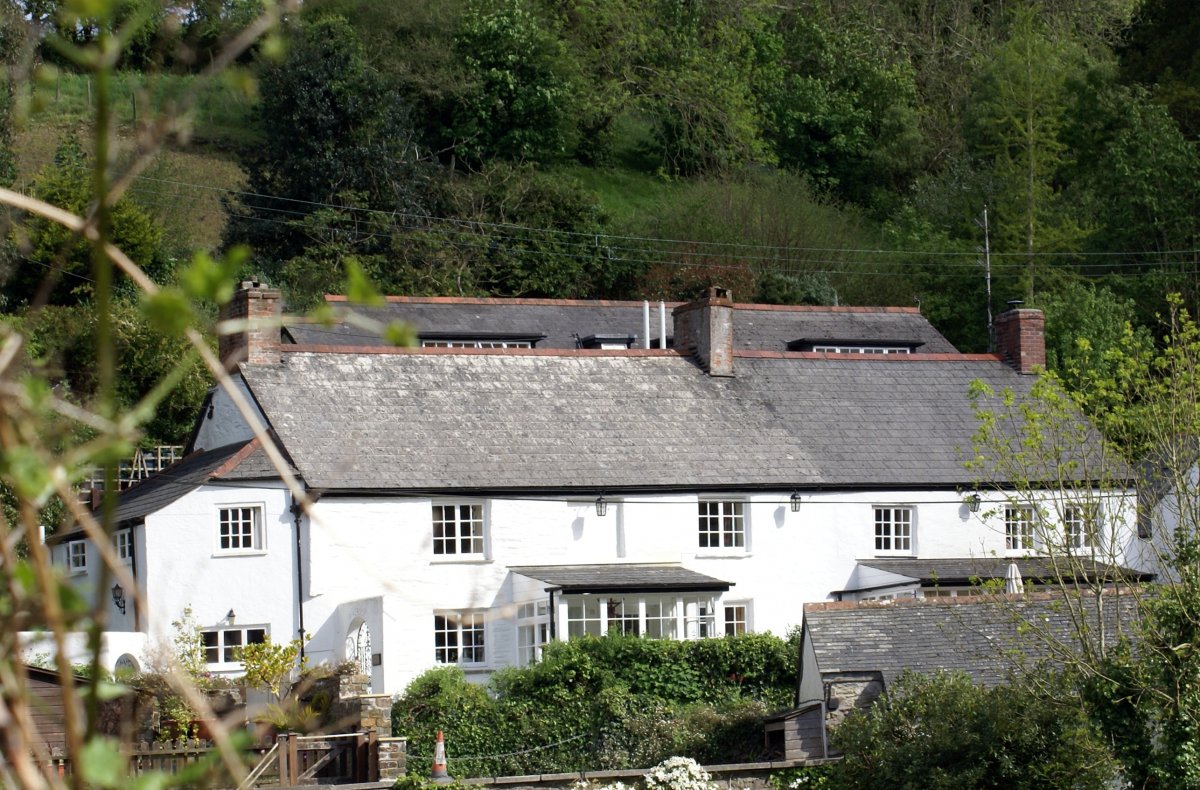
[392,632,797,776]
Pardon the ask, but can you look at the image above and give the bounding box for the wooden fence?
[44,733,377,787]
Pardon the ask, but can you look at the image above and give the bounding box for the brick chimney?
[994,303,1045,375]
[672,287,735,377]
[219,280,282,369]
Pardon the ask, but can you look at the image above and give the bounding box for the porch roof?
[510,563,732,594]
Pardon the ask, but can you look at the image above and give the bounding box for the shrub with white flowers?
[642,757,718,790]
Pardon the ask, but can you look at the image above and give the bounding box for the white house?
[47,284,1154,694]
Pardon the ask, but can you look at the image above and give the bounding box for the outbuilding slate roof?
[510,564,732,593]
[804,594,1140,687]
[240,350,1036,491]
[285,297,959,354]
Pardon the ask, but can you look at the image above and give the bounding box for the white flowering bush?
[642,757,718,790]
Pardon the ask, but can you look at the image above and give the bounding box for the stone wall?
[442,759,837,790]
[305,671,407,780]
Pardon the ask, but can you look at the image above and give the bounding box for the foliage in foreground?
[392,633,796,776]
[830,671,1117,790]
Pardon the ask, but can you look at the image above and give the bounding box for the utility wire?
[125,175,1200,262]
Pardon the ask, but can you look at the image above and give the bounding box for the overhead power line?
[127,174,1200,264]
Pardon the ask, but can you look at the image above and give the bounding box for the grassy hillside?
[14,71,253,252]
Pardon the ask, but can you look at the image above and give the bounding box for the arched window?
[345,621,372,688]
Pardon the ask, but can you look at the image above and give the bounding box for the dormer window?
[812,344,911,355]
[788,338,923,354]
[579,334,638,350]
[420,332,545,349]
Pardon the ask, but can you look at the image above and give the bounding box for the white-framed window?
[202,626,266,667]
[516,601,549,667]
[67,540,87,573]
[434,612,486,665]
[113,529,132,563]
[565,594,719,640]
[1064,504,1098,550]
[1005,505,1035,552]
[812,345,911,355]
[645,599,678,639]
[921,587,983,598]
[698,500,745,550]
[432,503,486,558]
[874,506,913,554]
[724,602,750,635]
[566,597,604,638]
[217,505,264,553]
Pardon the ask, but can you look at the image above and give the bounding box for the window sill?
[430,557,492,565]
[212,550,267,558]
[69,568,88,576]
[695,552,751,559]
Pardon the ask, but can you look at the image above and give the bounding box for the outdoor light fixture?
[965,493,982,513]
[790,491,802,513]
[111,583,126,615]
[226,609,236,623]
[595,495,608,517]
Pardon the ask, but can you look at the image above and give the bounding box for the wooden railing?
[46,738,265,779]
[275,731,378,786]
[78,445,184,505]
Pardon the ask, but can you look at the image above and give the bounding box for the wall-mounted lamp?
[595,496,608,517]
[965,493,982,513]
[790,491,802,513]
[226,609,236,623]
[111,583,126,615]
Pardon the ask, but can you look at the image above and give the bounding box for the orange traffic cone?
[431,730,452,783]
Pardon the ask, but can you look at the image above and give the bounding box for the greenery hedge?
[392,632,798,776]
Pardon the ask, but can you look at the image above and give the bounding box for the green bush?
[392,633,796,776]
[830,671,1118,790]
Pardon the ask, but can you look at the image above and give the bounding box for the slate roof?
[241,350,1047,492]
[285,298,959,354]
[854,557,1154,586]
[804,594,1140,687]
[57,438,288,539]
[510,564,732,593]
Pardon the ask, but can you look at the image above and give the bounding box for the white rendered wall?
[68,480,1148,695]
[20,630,149,674]
[141,482,296,678]
[190,378,262,452]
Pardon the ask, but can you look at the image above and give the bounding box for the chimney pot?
[994,307,1045,375]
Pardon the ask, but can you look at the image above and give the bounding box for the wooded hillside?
[2,0,1197,443]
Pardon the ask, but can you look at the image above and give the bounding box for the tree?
[450,0,580,165]
[968,296,1200,787]
[3,136,172,308]
[1118,0,1200,138]
[761,8,924,204]
[0,0,297,785]
[224,14,428,276]
[1032,281,1153,395]
[1064,86,1200,316]
[964,8,1090,297]
[831,671,1117,790]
